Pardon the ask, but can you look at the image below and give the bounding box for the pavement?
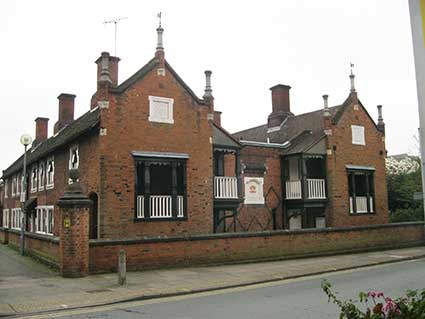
[1,244,425,317]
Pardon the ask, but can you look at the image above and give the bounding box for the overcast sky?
[0,0,420,173]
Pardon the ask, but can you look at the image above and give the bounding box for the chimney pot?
[96,53,120,87]
[377,105,385,134]
[323,94,331,117]
[203,70,213,100]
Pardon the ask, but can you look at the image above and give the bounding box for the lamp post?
[20,134,32,256]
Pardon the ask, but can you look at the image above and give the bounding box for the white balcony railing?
[307,178,326,199]
[214,176,238,199]
[350,196,374,213]
[285,180,302,199]
[285,179,326,199]
[137,195,184,218]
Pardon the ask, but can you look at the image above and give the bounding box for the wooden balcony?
[214,176,238,199]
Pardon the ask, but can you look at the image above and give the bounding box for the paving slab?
[1,244,425,317]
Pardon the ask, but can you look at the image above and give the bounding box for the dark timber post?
[235,150,242,199]
[58,169,92,277]
[365,173,370,213]
[144,163,151,219]
[350,173,357,213]
[171,162,178,218]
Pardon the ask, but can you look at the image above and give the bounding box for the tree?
[386,155,423,222]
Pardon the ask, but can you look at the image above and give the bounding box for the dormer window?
[16,173,20,197]
[46,157,54,189]
[38,162,45,191]
[31,166,38,193]
[11,175,16,197]
[148,96,174,124]
[69,146,79,170]
[20,175,25,201]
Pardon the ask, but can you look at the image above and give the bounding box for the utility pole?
[408,1,425,222]
[103,17,128,56]
[20,134,32,256]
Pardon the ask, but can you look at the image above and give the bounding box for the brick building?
[232,72,388,231]
[1,25,241,240]
[1,25,388,245]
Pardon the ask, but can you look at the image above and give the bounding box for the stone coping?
[89,221,425,246]
[1,228,59,243]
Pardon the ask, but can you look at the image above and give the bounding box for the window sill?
[134,216,188,222]
[349,211,376,216]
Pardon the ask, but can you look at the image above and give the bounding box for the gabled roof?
[2,108,100,178]
[233,92,382,155]
[2,56,211,179]
[232,105,344,155]
[111,58,207,105]
[212,122,241,149]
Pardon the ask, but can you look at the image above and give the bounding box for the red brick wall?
[325,97,388,227]
[236,146,284,231]
[59,205,90,277]
[97,64,214,238]
[89,222,424,273]
[5,229,59,266]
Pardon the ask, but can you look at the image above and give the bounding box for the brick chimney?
[54,93,76,134]
[268,84,293,128]
[213,111,222,127]
[95,53,120,87]
[34,117,49,146]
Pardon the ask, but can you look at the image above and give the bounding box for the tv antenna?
[103,17,128,56]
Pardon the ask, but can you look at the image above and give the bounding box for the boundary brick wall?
[89,222,425,273]
[1,228,59,267]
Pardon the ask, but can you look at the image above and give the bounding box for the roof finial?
[157,12,162,28]
[349,62,356,93]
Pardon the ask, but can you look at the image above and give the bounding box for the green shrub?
[389,207,424,223]
[322,279,425,318]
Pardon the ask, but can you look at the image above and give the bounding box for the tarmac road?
[24,258,425,319]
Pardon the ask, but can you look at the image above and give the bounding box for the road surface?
[21,258,425,319]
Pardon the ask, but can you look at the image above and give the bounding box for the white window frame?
[351,125,365,145]
[69,145,79,170]
[11,175,16,197]
[148,96,174,124]
[11,208,22,230]
[30,166,38,193]
[35,206,54,235]
[16,173,20,197]
[2,209,9,228]
[46,157,55,189]
[38,162,45,191]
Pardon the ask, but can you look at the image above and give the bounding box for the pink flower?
[383,297,400,316]
[367,290,384,298]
